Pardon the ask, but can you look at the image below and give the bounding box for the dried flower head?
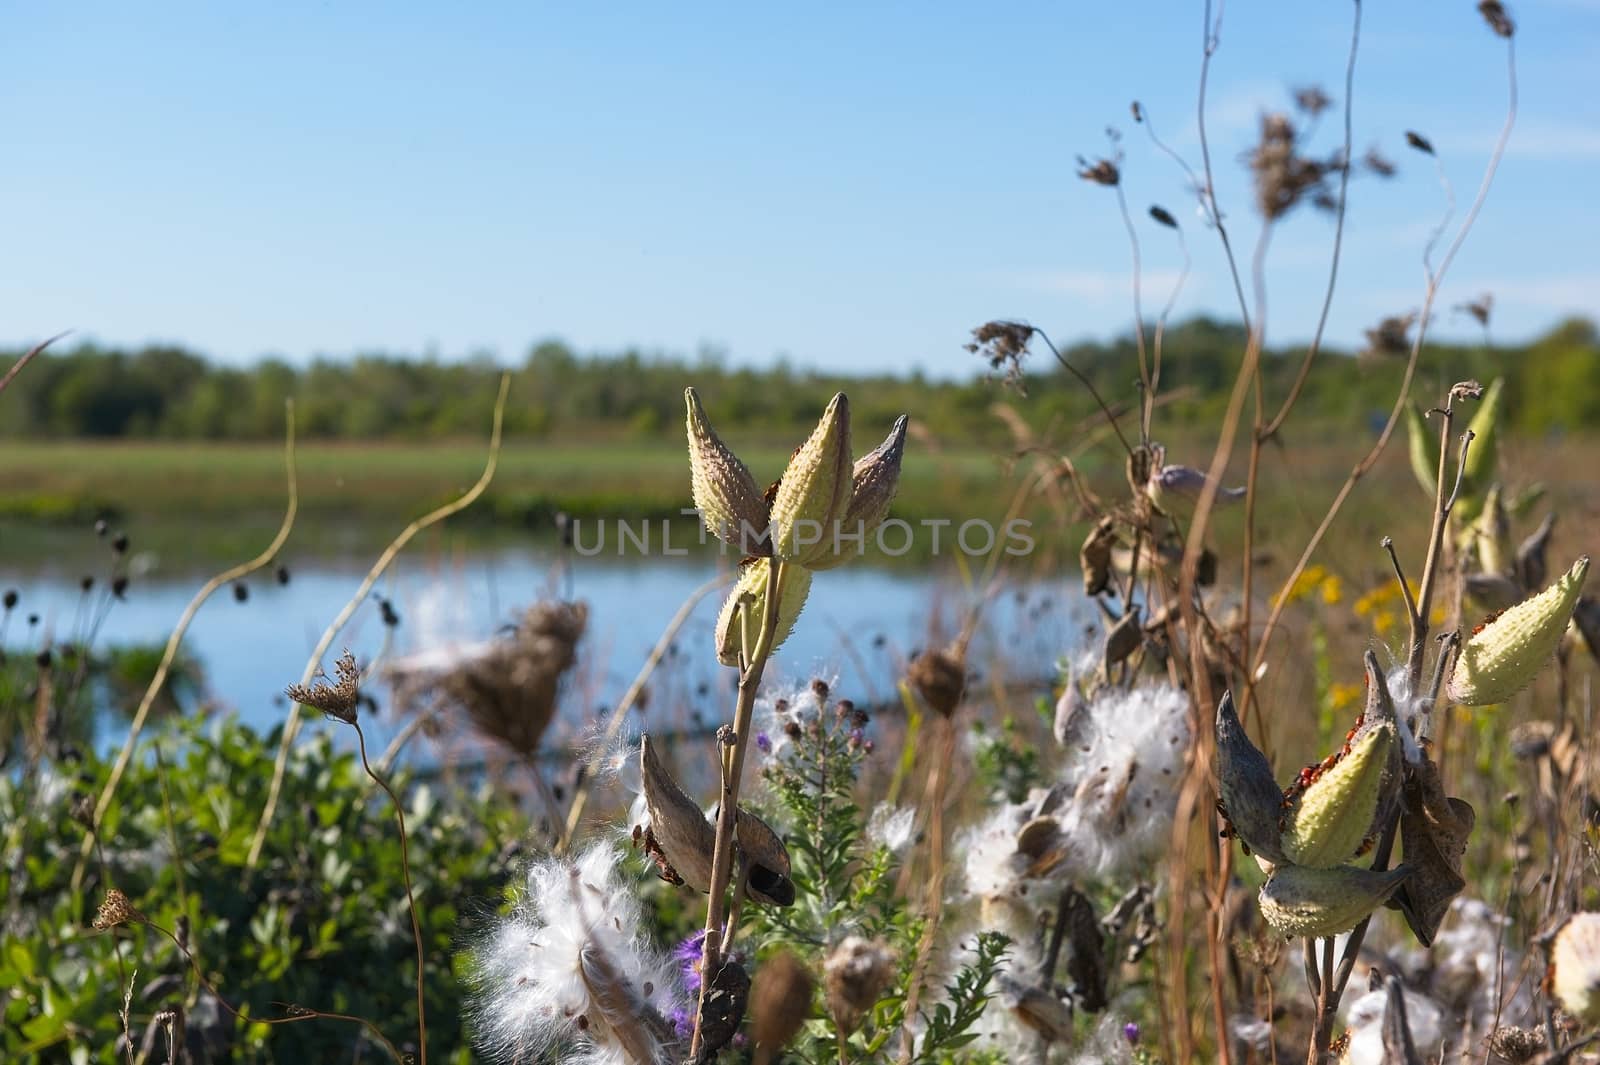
[1293,85,1332,116]
[906,646,966,717]
[965,320,1036,387]
[1148,204,1179,229]
[1362,313,1417,359]
[1478,0,1515,38]
[285,649,362,724]
[1456,293,1493,328]
[823,936,896,1035]
[1486,1025,1546,1063]
[1363,147,1397,178]
[1076,156,1120,186]
[1248,112,1337,220]
[750,951,814,1055]
[1405,130,1436,156]
[92,889,145,931]
[1552,912,1600,1023]
[1448,556,1589,705]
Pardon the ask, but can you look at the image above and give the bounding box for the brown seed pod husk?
[907,646,965,717]
[1389,756,1475,947]
[578,941,680,1064]
[1214,691,1287,863]
[823,936,897,1036]
[1102,606,1143,673]
[1080,516,1117,597]
[750,951,815,1056]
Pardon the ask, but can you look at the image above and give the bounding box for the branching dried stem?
[689,557,787,1058]
[72,400,300,895]
[248,373,511,868]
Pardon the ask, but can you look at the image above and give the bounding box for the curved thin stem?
[72,401,299,894]
[0,332,69,396]
[248,374,511,868]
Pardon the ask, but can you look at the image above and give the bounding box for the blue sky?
[3,2,1596,377]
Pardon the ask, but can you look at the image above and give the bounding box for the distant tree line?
[1,316,1595,444]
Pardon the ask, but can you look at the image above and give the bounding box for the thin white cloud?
[1017,269,1192,304]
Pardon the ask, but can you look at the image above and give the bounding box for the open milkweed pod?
[1079,515,1117,597]
[1214,691,1287,864]
[639,734,716,892]
[577,942,681,1064]
[1257,863,1412,939]
[1281,719,1395,869]
[1447,556,1589,706]
[639,737,796,907]
[685,387,770,555]
[1552,912,1600,1024]
[807,414,907,571]
[769,393,852,565]
[1389,755,1475,946]
[1464,572,1522,615]
[713,561,812,668]
[1514,511,1556,593]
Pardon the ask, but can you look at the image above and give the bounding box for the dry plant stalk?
[247,371,512,868]
[71,399,300,895]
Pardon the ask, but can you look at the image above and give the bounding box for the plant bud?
[751,951,815,1056]
[1552,912,1600,1024]
[1282,722,1395,869]
[1448,556,1589,706]
[769,393,852,564]
[907,646,966,717]
[1405,401,1435,499]
[1257,863,1412,939]
[807,414,906,571]
[714,562,812,667]
[1214,691,1287,863]
[686,387,771,554]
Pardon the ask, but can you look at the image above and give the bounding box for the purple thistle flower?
[673,929,709,993]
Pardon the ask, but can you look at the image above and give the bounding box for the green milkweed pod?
[1282,722,1396,869]
[1551,912,1600,1024]
[1461,377,1503,494]
[1469,483,1511,577]
[807,414,908,571]
[685,387,770,554]
[769,394,852,565]
[1448,556,1589,706]
[714,561,812,667]
[1257,862,1413,939]
[1405,401,1436,499]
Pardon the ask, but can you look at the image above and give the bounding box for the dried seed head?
[1257,863,1412,939]
[1485,1025,1546,1063]
[685,387,771,555]
[1478,0,1515,37]
[1076,156,1120,186]
[1293,85,1332,116]
[1214,691,1288,864]
[1456,292,1493,328]
[906,646,966,717]
[965,320,1036,387]
[1363,147,1397,178]
[713,561,811,667]
[1405,130,1436,156]
[92,889,145,931]
[1281,722,1396,869]
[823,936,897,1035]
[1552,912,1600,1023]
[807,414,908,571]
[769,393,852,565]
[750,951,815,1054]
[1149,205,1179,229]
[1448,556,1589,706]
[1362,313,1417,359]
[285,649,362,724]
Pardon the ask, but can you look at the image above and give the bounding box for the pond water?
[1,548,1088,762]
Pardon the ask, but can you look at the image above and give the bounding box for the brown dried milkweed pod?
[1102,606,1143,673]
[1079,516,1117,597]
[750,951,814,1060]
[686,387,771,555]
[906,646,966,717]
[1214,691,1287,864]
